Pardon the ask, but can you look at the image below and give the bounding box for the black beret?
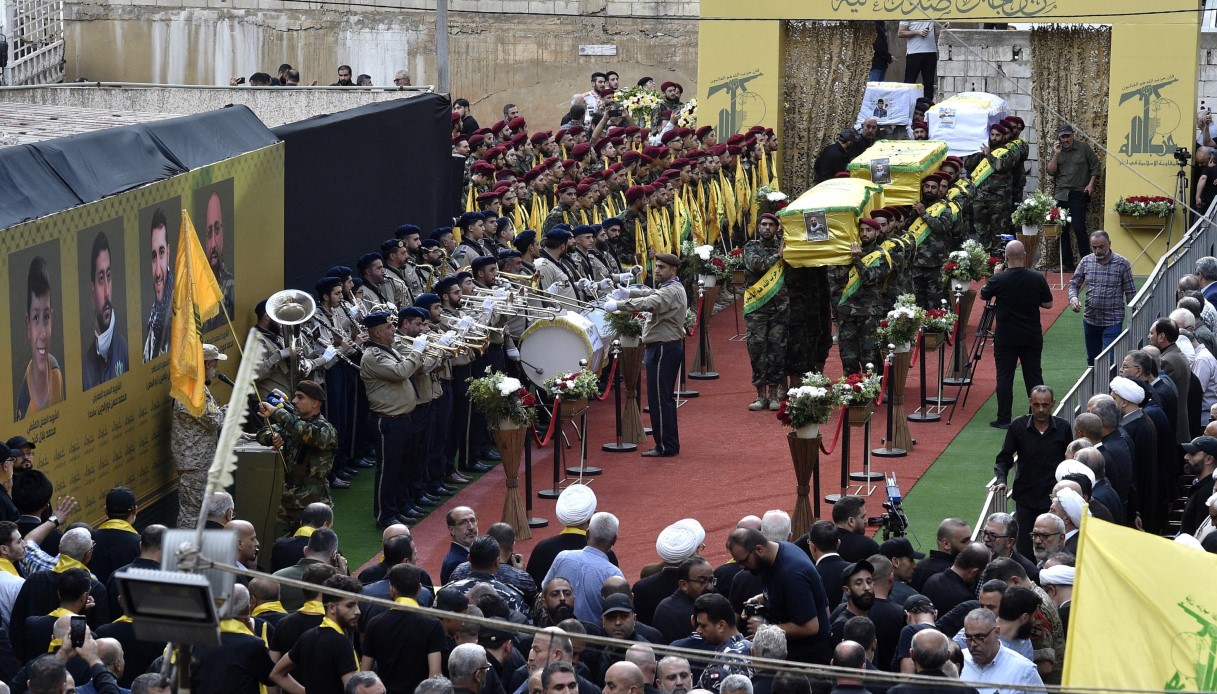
[395,224,422,238]
[471,256,497,272]
[357,252,383,271]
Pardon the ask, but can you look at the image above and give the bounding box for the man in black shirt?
[1181,435,1217,535]
[920,543,990,614]
[727,528,833,664]
[362,564,446,694]
[652,558,715,644]
[12,470,62,555]
[831,496,881,562]
[269,563,338,658]
[271,574,363,694]
[271,503,334,573]
[992,385,1073,559]
[980,240,1054,428]
[910,519,970,592]
[813,129,860,184]
[192,584,275,694]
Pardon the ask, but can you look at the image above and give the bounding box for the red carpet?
[407,281,1072,582]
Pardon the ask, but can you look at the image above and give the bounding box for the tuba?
[266,289,318,389]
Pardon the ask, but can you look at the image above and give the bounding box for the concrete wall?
[936,29,1039,192]
[62,0,697,125]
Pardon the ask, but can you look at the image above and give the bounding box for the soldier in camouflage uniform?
[542,183,579,234]
[172,344,228,529]
[1005,116,1029,235]
[831,218,893,375]
[256,379,337,538]
[742,213,789,411]
[909,174,956,309]
[967,123,1018,256]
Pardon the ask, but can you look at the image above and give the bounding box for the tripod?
[1173,160,1188,245]
[947,298,995,424]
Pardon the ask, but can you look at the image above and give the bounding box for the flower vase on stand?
[491,423,530,540]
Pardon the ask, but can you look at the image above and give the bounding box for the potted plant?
[1010,191,1056,235]
[921,308,957,351]
[726,248,746,286]
[1115,195,1175,230]
[684,242,731,287]
[1043,206,1070,238]
[777,372,838,439]
[875,294,924,352]
[544,369,601,418]
[604,311,648,348]
[467,370,538,430]
[941,239,990,294]
[755,185,789,215]
[833,369,882,424]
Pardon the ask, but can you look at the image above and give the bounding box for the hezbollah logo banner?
[1065,513,1217,690]
[743,261,785,315]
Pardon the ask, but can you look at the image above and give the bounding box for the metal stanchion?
[907,327,942,423]
[523,428,547,528]
[689,279,719,380]
[602,340,637,453]
[565,358,600,476]
[873,345,907,458]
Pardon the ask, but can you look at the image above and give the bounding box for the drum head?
[519,315,600,387]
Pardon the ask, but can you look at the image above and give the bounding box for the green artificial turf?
[896,301,1092,550]
[898,277,1146,550]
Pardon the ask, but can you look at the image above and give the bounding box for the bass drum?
[518,311,606,387]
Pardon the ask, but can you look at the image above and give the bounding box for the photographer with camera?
[726,527,833,664]
[256,380,337,539]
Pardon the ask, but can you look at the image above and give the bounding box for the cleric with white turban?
[1109,376,1144,405]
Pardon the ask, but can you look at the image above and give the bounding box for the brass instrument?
[498,280,599,312]
[456,292,559,321]
[497,269,542,288]
[395,333,465,357]
[265,289,318,388]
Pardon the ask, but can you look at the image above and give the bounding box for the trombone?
[395,333,472,358]
[498,269,541,288]
[499,280,600,313]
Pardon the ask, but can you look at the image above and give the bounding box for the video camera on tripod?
[867,473,910,541]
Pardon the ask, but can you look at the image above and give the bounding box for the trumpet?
[395,333,465,357]
[438,313,508,336]
[501,281,599,313]
[498,269,542,288]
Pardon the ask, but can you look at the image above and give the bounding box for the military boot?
[769,383,785,411]
[748,387,769,411]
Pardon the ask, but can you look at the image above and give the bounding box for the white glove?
[577,278,594,294]
[458,316,474,332]
[547,282,563,294]
[279,347,291,359]
[597,278,614,291]
[612,287,631,300]
[493,289,509,299]
[322,345,338,363]
[482,297,496,312]
[613,272,633,284]
[437,331,457,347]
[411,334,430,353]
[603,300,619,313]
[506,347,521,361]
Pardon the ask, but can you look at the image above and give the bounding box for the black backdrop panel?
[0,105,278,230]
[272,94,456,292]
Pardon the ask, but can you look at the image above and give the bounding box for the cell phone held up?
[70,615,87,649]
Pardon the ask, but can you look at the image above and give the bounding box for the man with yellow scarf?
[90,487,141,585]
[270,574,364,694]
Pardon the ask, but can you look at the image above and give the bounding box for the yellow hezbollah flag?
[169,211,225,417]
[1065,513,1217,691]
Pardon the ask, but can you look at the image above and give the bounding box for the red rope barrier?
[687,295,706,335]
[946,313,960,347]
[819,407,847,454]
[909,337,921,367]
[594,356,619,402]
[876,358,891,406]
[531,397,562,447]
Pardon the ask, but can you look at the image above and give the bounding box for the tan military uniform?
[171,387,226,528]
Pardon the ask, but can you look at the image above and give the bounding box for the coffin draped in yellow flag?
[169,211,226,417]
[1065,513,1217,691]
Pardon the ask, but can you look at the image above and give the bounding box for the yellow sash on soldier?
[98,518,138,534]
[743,261,786,315]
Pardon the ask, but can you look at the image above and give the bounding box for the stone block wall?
[61,0,698,125]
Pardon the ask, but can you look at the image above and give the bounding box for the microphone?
[216,374,236,387]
